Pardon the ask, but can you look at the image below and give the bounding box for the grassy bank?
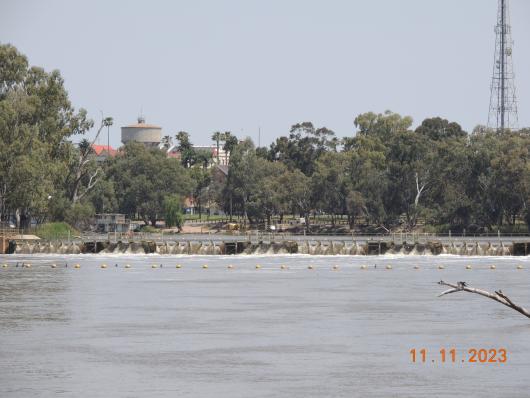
[33,222,79,240]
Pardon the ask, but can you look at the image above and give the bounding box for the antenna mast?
[487,0,518,131]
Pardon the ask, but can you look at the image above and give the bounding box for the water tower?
[121,116,162,147]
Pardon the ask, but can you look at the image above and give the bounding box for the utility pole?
[487,0,518,131]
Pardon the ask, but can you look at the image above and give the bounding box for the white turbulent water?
[1,254,530,398]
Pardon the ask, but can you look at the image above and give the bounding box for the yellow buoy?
[74,264,80,269]
[438,265,445,270]
[413,265,420,270]
[101,264,107,269]
[280,264,287,270]
[175,264,182,269]
[2,263,8,268]
[332,265,339,271]
[517,265,523,270]
[255,264,261,269]
[151,264,158,269]
[227,264,234,269]
[308,265,314,270]
[25,263,31,268]
[51,264,57,268]
[465,265,472,270]
[360,265,367,270]
[385,264,392,270]
[202,264,208,269]
[490,265,496,270]
[125,264,131,269]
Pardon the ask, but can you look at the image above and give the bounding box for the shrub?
[65,202,95,230]
[34,222,79,240]
[138,225,158,233]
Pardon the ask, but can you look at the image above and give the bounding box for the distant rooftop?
[91,144,117,157]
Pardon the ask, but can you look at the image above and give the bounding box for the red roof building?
[91,144,118,161]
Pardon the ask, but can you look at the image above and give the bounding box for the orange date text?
[409,348,507,364]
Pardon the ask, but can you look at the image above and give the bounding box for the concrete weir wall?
[7,239,530,256]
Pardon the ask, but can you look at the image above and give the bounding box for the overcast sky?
[1,0,529,147]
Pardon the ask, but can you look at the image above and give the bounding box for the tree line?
[1,44,529,233]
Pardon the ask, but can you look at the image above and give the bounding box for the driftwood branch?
[438,280,530,319]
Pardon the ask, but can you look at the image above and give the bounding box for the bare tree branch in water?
[437,280,530,319]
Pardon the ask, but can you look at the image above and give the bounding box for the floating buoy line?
[1,262,526,272]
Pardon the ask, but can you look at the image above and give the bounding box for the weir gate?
[5,237,530,256]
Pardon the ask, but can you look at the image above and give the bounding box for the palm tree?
[176,131,192,150]
[211,131,222,163]
[223,132,238,164]
[175,131,193,167]
[221,131,233,164]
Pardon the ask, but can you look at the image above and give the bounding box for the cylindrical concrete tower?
[121,117,162,147]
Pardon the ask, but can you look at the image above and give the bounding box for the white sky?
[1,0,529,148]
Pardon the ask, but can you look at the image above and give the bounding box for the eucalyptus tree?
[351,112,433,229]
[222,138,257,222]
[415,117,466,141]
[310,152,348,225]
[268,122,336,176]
[342,135,388,228]
[249,161,288,225]
[222,138,284,223]
[354,110,413,139]
[281,169,312,226]
[0,44,99,227]
[66,114,113,203]
[384,130,435,229]
[107,142,194,226]
[468,130,530,229]
[189,166,211,218]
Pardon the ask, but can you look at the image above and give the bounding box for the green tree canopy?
[0,44,99,227]
[268,122,337,176]
[107,142,194,226]
[163,194,184,231]
[354,110,413,139]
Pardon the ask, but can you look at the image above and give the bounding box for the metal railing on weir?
[46,230,530,244]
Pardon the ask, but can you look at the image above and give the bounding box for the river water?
[1,254,530,397]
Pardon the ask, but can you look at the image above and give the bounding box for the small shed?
[95,214,130,232]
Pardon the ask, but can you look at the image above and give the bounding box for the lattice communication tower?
[487,0,518,131]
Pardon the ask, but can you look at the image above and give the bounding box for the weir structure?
[6,237,530,256]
